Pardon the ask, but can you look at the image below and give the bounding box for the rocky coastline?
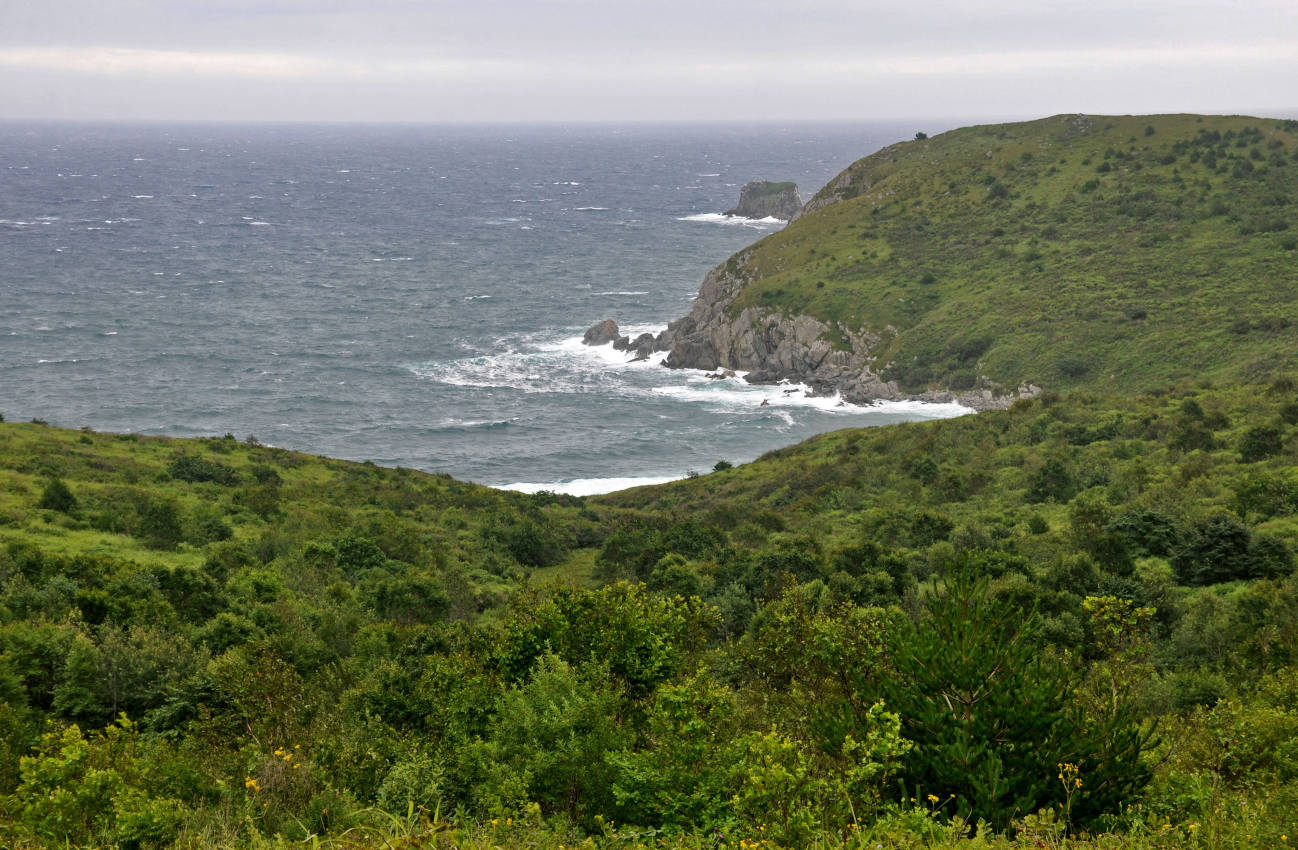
[583,258,1038,413]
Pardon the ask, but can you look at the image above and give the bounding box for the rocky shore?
[583,257,1038,412]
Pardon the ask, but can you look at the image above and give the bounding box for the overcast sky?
[1,0,1294,123]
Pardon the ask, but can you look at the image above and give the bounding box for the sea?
[0,121,969,494]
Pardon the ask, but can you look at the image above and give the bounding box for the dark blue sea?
[0,121,967,493]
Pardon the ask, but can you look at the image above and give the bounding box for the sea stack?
[726,180,803,220]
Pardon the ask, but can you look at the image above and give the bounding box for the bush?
[874,570,1152,829]
[37,478,77,513]
[1172,513,1268,585]
[1239,425,1284,461]
[137,500,183,550]
[166,454,238,485]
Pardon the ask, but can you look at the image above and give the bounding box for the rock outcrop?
[652,257,1030,411]
[726,181,803,220]
[582,319,621,346]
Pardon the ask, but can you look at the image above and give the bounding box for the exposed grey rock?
[657,251,1033,411]
[726,181,804,220]
[629,333,656,359]
[582,319,621,346]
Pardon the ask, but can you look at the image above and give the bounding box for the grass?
[714,114,1298,396]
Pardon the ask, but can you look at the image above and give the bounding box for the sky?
[0,0,1295,123]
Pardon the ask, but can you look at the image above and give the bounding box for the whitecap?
[499,475,683,496]
[248,221,271,226]
[597,291,649,296]
[133,194,153,199]
[678,212,785,229]
[573,206,609,211]
[649,373,974,418]
[697,173,721,177]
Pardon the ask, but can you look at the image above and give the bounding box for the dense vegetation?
[723,114,1298,395]
[3,373,1298,847]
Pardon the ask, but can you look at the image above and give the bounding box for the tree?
[874,568,1152,829]
[37,478,76,513]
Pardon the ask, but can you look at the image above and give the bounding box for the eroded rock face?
[653,254,1031,411]
[725,181,804,220]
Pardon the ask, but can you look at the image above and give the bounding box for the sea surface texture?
[0,121,965,493]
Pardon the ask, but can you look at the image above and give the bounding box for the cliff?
[658,114,1298,406]
[725,180,803,220]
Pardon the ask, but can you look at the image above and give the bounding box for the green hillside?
[3,377,1298,847]
[723,114,1298,394]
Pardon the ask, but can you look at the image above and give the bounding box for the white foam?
[597,290,649,296]
[499,475,683,496]
[132,194,153,199]
[678,212,785,229]
[649,373,974,418]
[573,206,609,211]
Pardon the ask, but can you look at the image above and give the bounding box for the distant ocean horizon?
[0,120,968,494]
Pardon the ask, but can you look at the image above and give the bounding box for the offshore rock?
[582,319,621,346]
[726,181,804,220]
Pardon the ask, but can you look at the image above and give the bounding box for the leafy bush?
[36,478,76,513]
[166,454,238,485]
[1239,425,1284,461]
[872,570,1152,829]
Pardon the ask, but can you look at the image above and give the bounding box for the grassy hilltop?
[720,114,1298,395]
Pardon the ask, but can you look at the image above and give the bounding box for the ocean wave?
[597,290,649,296]
[677,212,785,229]
[499,474,683,496]
[406,326,669,393]
[573,206,609,211]
[648,372,974,418]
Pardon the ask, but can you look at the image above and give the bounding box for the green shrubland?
[2,375,1297,847]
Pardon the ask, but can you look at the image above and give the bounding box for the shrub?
[166,454,238,485]
[1239,425,1284,461]
[37,477,77,513]
[137,500,183,550]
[874,570,1152,829]
[1172,513,1271,585]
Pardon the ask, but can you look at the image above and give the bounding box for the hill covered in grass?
[659,114,1298,404]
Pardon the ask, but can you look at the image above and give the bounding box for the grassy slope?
[722,114,1298,394]
[595,381,1298,563]
[0,423,594,609]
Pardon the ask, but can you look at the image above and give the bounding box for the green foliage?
[872,569,1152,829]
[4,383,1298,847]
[1239,424,1285,461]
[37,477,77,513]
[474,653,629,823]
[167,453,238,485]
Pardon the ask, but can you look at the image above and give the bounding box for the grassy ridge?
[723,114,1298,394]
